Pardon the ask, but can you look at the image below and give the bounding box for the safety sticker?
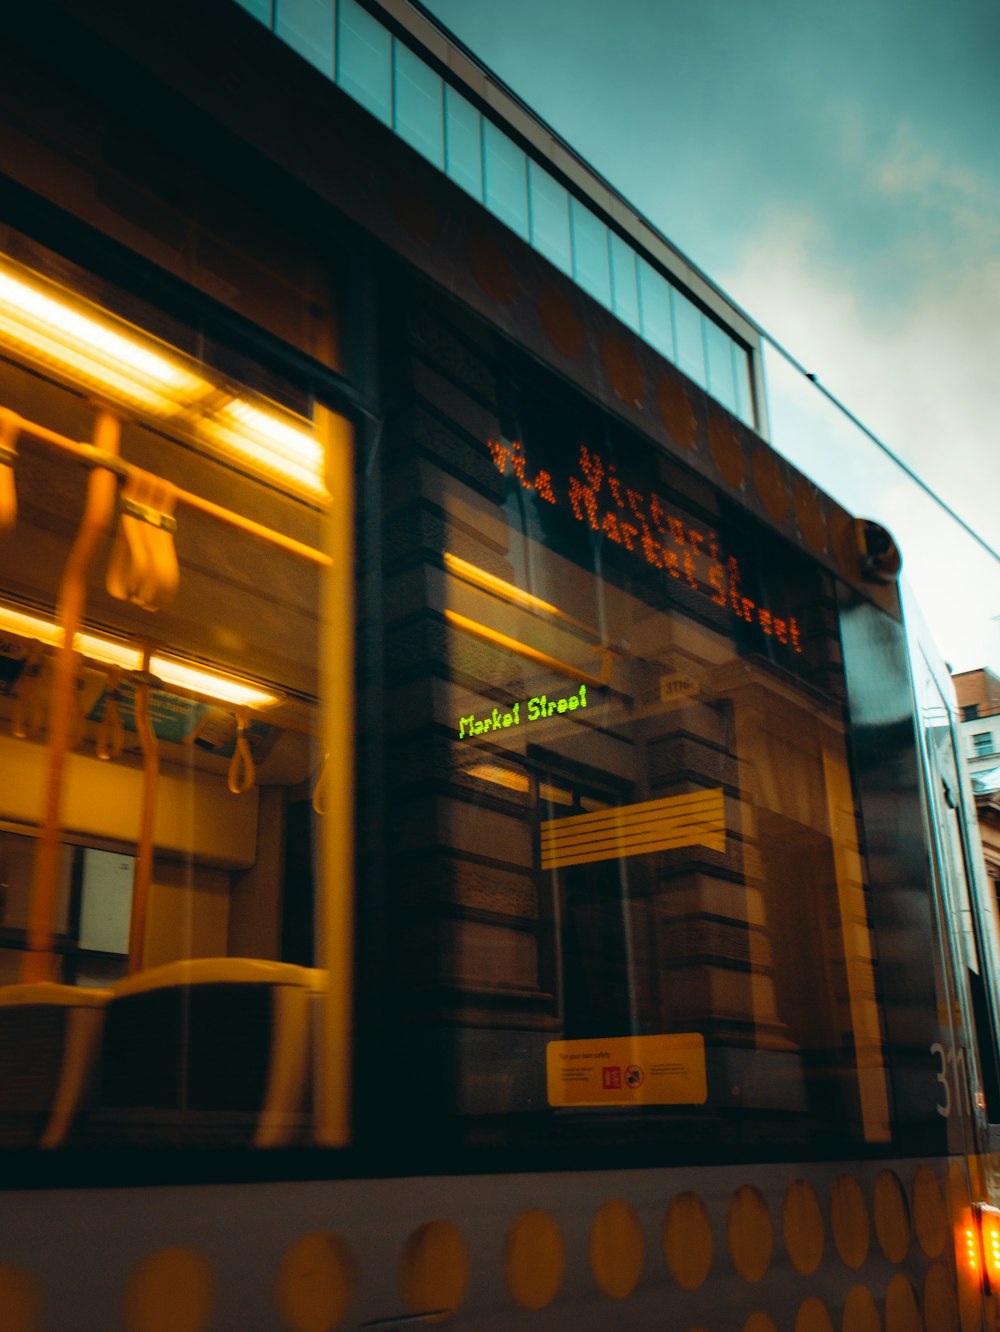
[546,1032,706,1107]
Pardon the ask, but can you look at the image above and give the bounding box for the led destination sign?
[487,437,803,654]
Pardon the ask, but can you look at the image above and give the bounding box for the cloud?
[716,122,1000,671]
[871,122,1000,222]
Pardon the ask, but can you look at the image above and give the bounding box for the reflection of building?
[972,768,1000,908]
[954,667,1000,772]
[954,668,1000,910]
[0,0,922,1158]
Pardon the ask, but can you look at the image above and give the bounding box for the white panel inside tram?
[406,359,893,1148]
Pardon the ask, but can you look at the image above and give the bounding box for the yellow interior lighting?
[0,604,62,648]
[444,552,596,636]
[0,604,278,709]
[200,398,328,497]
[466,762,530,794]
[0,252,328,499]
[0,258,211,415]
[466,762,573,806]
[148,656,278,709]
[75,634,142,672]
[445,552,562,617]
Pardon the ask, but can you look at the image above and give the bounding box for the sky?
[421,0,1000,673]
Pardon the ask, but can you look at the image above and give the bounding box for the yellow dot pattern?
[885,1273,921,1332]
[843,1283,882,1332]
[923,1263,959,1332]
[504,1209,565,1310]
[0,1266,41,1332]
[743,1313,779,1332]
[708,415,745,489]
[401,1220,469,1324]
[795,1296,835,1332]
[275,1232,357,1332]
[589,1199,645,1300]
[831,1174,870,1270]
[783,1179,825,1275]
[13,1167,963,1328]
[874,1171,911,1265]
[663,1191,713,1290]
[122,1247,215,1332]
[728,1186,773,1283]
[912,1166,948,1259]
[751,447,790,524]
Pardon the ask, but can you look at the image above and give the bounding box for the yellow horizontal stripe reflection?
[541,788,725,869]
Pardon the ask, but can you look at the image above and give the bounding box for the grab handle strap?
[96,669,124,761]
[227,707,256,795]
[107,468,179,611]
[12,640,45,739]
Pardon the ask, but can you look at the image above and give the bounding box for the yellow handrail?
[127,647,160,975]
[23,410,120,983]
[2,405,332,568]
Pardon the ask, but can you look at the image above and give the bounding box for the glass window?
[444,85,483,200]
[528,162,571,275]
[362,328,893,1157]
[637,257,674,360]
[483,121,529,238]
[393,41,444,169]
[704,318,737,414]
[274,0,334,77]
[336,0,392,126]
[672,287,707,387]
[570,199,611,308]
[732,343,755,427]
[0,247,335,1151]
[609,233,640,331]
[234,0,273,25]
[974,732,994,756]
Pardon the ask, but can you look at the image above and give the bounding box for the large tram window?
[0,247,341,1152]
[368,329,892,1156]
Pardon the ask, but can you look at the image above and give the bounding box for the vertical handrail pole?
[316,408,355,1146]
[127,644,159,974]
[22,409,120,983]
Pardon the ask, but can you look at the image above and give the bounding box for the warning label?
[545,1032,706,1108]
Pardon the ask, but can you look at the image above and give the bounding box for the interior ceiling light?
[0,257,211,415]
[148,656,278,709]
[0,604,279,709]
[199,398,329,498]
[0,604,62,649]
[0,252,327,498]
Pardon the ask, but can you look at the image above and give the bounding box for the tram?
[0,1,998,1329]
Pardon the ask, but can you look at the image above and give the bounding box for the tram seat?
[95,958,324,1147]
[0,982,110,1148]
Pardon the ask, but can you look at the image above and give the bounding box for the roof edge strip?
[377,0,999,568]
[371,0,760,351]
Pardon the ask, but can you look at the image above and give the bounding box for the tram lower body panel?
[0,1156,980,1331]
